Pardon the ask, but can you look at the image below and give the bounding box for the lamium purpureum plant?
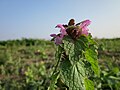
[48,19,100,90]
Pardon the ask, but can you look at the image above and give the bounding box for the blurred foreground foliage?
[0,38,120,90]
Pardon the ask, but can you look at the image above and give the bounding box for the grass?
[0,38,119,90]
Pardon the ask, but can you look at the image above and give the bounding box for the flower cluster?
[50,19,91,45]
[50,24,67,45]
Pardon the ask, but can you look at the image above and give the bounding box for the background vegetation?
[0,38,120,90]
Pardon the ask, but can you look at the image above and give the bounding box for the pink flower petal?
[56,24,65,30]
[55,36,62,45]
[60,29,67,36]
[81,27,89,36]
[80,20,91,28]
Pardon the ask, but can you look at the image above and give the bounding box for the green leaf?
[63,36,88,64]
[63,36,74,55]
[85,48,100,76]
[50,35,98,89]
[87,34,97,45]
[60,60,86,90]
[84,78,94,90]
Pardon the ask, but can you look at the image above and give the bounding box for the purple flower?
[80,20,91,28]
[81,27,89,36]
[54,35,63,45]
[50,24,67,45]
[50,34,63,45]
[80,20,91,36]
[56,24,65,30]
[56,24,67,36]
[50,34,57,37]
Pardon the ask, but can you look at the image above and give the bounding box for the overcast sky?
[0,0,120,40]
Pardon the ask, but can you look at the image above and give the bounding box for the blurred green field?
[0,38,120,90]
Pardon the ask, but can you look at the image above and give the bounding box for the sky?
[0,0,120,40]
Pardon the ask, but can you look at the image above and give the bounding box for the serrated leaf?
[87,34,97,45]
[85,49,100,76]
[84,78,94,90]
[60,60,86,90]
[63,36,88,64]
[63,36,74,55]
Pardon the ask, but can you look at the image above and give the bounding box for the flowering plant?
[49,19,100,90]
[50,19,91,45]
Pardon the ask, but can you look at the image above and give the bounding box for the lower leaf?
[60,59,86,90]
